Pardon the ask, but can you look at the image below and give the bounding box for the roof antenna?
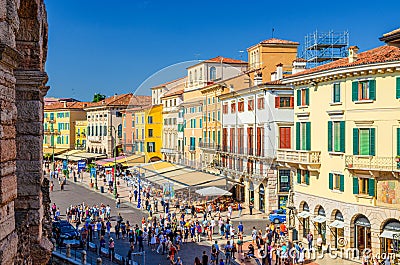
[272,28,275,38]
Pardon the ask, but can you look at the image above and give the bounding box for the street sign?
[78,161,86,172]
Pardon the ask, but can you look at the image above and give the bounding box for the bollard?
[96,257,102,265]
[81,250,86,264]
[66,244,71,258]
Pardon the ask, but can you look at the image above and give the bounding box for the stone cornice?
[283,61,400,86]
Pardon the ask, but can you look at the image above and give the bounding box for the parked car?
[269,209,286,224]
[52,220,82,248]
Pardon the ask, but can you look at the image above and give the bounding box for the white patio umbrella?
[195,186,232,197]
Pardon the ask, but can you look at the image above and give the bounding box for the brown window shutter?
[275,97,280,108]
[290,97,294,108]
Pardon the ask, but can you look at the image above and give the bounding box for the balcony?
[199,142,220,153]
[276,149,321,171]
[345,155,400,172]
[161,148,178,154]
[189,145,196,152]
[88,136,102,143]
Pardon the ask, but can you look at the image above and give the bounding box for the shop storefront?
[380,219,400,254]
[278,196,288,209]
[354,215,371,252]
[298,202,311,238]
[259,184,265,212]
[330,211,345,249]
[313,206,327,244]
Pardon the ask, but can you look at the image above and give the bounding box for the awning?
[70,152,107,160]
[380,230,400,239]
[195,186,232,197]
[54,150,84,160]
[330,220,345,229]
[96,156,126,166]
[298,211,311,218]
[43,148,69,155]
[313,215,327,223]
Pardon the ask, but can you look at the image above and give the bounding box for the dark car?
[53,220,82,248]
[269,209,286,224]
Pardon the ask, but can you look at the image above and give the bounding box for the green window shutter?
[396,77,400,99]
[340,121,346,153]
[305,171,310,185]
[397,128,400,156]
[306,122,311,151]
[369,79,376,100]
[305,88,310,105]
[297,169,301,184]
[334,83,341,103]
[297,90,301,106]
[370,128,376,156]
[296,122,300,150]
[328,173,333,190]
[353,177,359,194]
[353,128,359,155]
[368,178,375,197]
[328,121,333,152]
[339,175,344,192]
[352,81,358,101]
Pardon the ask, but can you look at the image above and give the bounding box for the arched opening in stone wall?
[351,214,371,253]
[380,218,400,254]
[330,209,345,249]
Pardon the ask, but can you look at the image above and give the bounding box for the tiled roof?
[260,38,299,45]
[204,56,247,64]
[383,28,400,37]
[44,101,91,111]
[293,58,307,63]
[265,80,283,85]
[151,77,186,89]
[288,45,400,78]
[128,95,152,106]
[162,86,184,98]
[87,93,133,108]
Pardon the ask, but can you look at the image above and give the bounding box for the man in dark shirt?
[202,250,209,265]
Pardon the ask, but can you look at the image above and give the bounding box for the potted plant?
[395,156,400,162]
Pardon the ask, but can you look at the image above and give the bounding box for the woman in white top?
[150,233,157,251]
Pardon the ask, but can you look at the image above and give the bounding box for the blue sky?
[45,0,400,101]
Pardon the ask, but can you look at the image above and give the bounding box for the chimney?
[276,63,283,80]
[114,93,117,99]
[292,58,307,74]
[83,103,87,108]
[254,72,263,86]
[271,71,277,81]
[61,101,67,108]
[348,46,359,63]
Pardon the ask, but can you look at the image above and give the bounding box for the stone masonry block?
[16,136,42,161]
[0,139,16,162]
[15,121,42,135]
[15,100,41,122]
[0,124,16,139]
[0,213,15,242]
[0,160,15,177]
[0,173,17,204]
[0,230,17,265]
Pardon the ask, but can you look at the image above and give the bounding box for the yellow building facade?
[279,41,400,256]
[43,102,87,154]
[144,104,163,162]
[75,120,87,150]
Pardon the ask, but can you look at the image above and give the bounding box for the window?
[297,88,309,106]
[296,169,310,185]
[329,173,344,191]
[332,83,341,103]
[199,68,202,80]
[210,67,216,81]
[147,142,155,152]
[117,124,122,138]
[396,77,400,99]
[296,122,311,151]
[189,71,193,84]
[353,177,375,196]
[248,99,254,111]
[276,96,294,108]
[231,102,236,113]
[223,104,228,114]
[257,97,265,109]
[148,116,153,124]
[194,69,197,83]
[238,101,244,112]
[328,121,345,152]
[279,170,291,192]
[279,127,291,149]
[352,80,376,101]
[148,129,153,137]
[353,128,375,156]
[190,137,196,150]
[103,126,107,136]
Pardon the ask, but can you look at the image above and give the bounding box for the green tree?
[93,93,106,103]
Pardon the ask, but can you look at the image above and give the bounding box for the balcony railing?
[345,155,400,171]
[88,136,102,143]
[161,148,178,154]
[199,142,221,151]
[276,149,321,164]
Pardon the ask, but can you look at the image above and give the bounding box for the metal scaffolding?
[304,30,349,68]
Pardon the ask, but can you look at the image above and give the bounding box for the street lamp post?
[109,126,118,198]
